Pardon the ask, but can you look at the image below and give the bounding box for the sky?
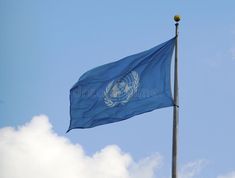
[0,0,235,178]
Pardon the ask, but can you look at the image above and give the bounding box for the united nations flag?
[68,37,175,131]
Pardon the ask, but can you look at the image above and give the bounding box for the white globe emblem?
[104,71,139,107]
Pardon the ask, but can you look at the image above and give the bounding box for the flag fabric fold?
[68,37,175,131]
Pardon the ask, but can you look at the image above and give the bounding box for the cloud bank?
[218,171,235,178]
[1,115,234,178]
[231,48,235,60]
[179,159,208,178]
[0,115,161,178]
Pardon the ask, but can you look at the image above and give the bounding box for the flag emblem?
[104,71,139,107]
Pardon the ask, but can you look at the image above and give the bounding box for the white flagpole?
[172,15,180,178]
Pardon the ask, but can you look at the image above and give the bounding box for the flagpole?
[172,15,180,178]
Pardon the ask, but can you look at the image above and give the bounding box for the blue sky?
[1,0,235,178]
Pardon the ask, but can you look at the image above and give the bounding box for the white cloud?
[0,115,161,178]
[179,159,208,178]
[231,48,235,59]
[218,171,235,178]
[4,115,231,178]
[129,154,162,178]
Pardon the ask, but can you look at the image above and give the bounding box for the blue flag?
[68,37,175,131]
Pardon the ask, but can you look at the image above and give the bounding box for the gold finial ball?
[174,15,181,22]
